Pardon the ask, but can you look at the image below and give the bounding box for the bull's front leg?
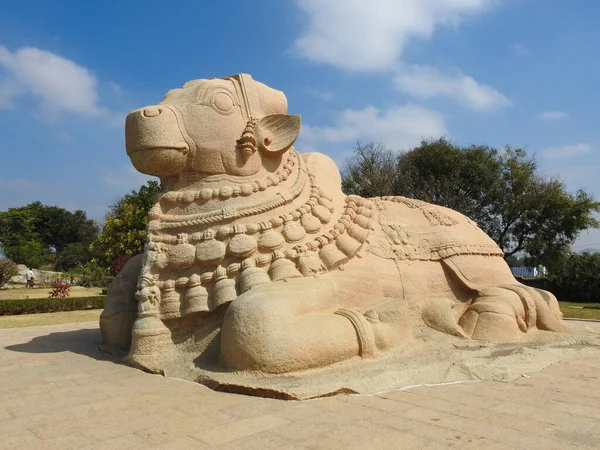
[220,278,411,374]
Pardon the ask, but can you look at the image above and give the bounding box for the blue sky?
[1,0,599,250]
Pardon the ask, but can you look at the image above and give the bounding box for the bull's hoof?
[421,297,469,339]
[459,307,524,340]
[459,287,527,340]
[513,285,568,333]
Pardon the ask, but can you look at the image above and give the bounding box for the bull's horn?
[256,114,301,156]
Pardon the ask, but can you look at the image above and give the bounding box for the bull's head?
[125,74,301,179]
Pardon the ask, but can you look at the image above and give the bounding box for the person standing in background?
[26,268,34,288]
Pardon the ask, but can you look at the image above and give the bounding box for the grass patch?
[0,296,105,315]
[559,302,600,320]
[0,309,102,329]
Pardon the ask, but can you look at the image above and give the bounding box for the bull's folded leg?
[458,285,568,340]
[336,299,412,358]
[221,297,359,373]
[458,287,526,340]
[508,284,568,333]
[442,257,567,340]
[220,280,411,373]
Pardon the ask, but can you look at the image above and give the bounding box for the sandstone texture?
[100,74,586,398]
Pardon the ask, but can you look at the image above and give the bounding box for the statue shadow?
[4,327,120,362]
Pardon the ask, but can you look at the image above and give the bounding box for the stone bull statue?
[101,74,566,378]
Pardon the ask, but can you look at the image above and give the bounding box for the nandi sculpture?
[101,74,566,392]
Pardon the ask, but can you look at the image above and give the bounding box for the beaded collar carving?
[137,150,376,320]
[154,150,298,209]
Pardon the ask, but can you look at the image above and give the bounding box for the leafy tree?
[0,259,19,289]
[72,260,112,287]
[342,138,600,268]
[55,242,95,271]
[26,203,98,253]
[480,148,599,268]
[393,138,503,226]
[341,141,397,197]
[0,202,99,270]
[92,181,161,267]
[505,254,525,267]
[0,206,39,263]
[2,240,53,269]
[550,252,600,302]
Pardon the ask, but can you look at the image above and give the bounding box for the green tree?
[393,138,503,226]
[35,206,98,253]
[0,205,39,252]
[3,240,53,269]
[550,252,600,302]
[505,254,525,267]
[55,242,95,271]
[481,148,599,268]
[341,141,397,197]
[92,180,161,267]
[0,202,99,270]
[72,259,112,287]
[342,138,600,268]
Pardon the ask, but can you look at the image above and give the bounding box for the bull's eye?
[212,91,235,115]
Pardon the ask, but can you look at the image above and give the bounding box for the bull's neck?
[159,151,295,196]
[148,150,311,229]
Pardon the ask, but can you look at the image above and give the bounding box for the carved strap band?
[334,308,377,358]
[501,284,537,330]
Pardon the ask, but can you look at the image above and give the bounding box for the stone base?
[173,322,600,400]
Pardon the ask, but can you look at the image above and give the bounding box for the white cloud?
[293,0,494,71]
[292,1,507,112]
[555,165,593,187]
[510,43,530,56]
[107,111,127,129]
[0,76,25,109]
[394,65,511,110]
[541,143,591,160]
[308,89,335,102]
[0,45,108,117]
[537,110,568,121]
[301,104,448,150]
[108,81,124,98]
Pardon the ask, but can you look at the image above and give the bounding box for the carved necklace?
[153,150,298,209]
[139,153,376,321]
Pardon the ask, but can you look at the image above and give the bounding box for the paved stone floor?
[1,322,600,449]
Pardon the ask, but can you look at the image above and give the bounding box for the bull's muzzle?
[125,105,190,178]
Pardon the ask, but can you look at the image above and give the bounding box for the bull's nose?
[142,106,163,118]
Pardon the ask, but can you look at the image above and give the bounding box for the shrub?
[0,296,106,315]
[48,281,71,298]
[72,260,112,287]
[517,252,600,303]
[0,259,19,288]
[110,255,131,276]
[549,252,600,303]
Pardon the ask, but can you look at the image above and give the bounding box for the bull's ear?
[256,114,301,156]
